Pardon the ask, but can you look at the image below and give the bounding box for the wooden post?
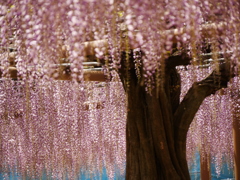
[200,151,211,180]
[233,109,240,179]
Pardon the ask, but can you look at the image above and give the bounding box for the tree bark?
[125,82,183,179]
[119,51,234,180]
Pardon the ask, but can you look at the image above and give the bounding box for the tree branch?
[172,61,234,176]
[174,61,234,136]
[164,51,191,114]
[165,51,191,69]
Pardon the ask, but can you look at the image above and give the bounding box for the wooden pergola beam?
[0,67,107,81]
[81,22,228,52]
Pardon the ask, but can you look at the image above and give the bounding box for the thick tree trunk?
[125,82,186,179]
[120,52,189,179]
[119,51,234,180]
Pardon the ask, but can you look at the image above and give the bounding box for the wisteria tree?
[0,0,239,180]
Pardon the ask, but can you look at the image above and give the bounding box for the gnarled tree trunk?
[119,51,234,180]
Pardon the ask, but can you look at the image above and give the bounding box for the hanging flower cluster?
[0,76,126,179]
[0,0,239,83]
